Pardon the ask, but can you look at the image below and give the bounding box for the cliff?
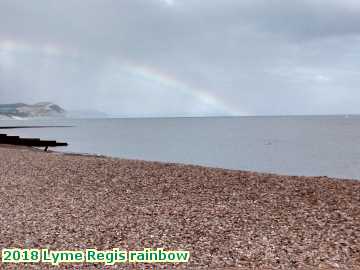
[0,102,66,119]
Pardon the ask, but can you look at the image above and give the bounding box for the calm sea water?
[1,116,360,180]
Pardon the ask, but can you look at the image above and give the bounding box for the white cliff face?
[0,102,66,119]
[0,115,11,120]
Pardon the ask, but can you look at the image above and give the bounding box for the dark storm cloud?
[0,0,359,116]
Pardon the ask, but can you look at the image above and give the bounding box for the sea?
[1,116,360,180]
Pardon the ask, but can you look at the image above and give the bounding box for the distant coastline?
[0,102,65,119]
[0,102,108,120]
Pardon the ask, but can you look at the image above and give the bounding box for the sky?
[0,0,360,117]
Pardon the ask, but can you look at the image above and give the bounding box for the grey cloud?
[0,0,359,116]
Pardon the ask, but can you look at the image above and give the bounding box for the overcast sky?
[1,0,360,117]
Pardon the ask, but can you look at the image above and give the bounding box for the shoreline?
[0,145,359,269]
[35,145,360,182]
[3,144,358,182]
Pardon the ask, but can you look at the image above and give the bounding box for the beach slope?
[0,146,359,269]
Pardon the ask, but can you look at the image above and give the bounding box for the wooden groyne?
[0,126,72,129]
[0,133,68,151]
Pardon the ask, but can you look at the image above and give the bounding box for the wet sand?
[0,145,359,269]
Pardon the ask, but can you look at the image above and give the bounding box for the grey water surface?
[1,116,360,180]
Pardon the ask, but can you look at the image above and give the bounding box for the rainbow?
[0,39,242,115]
[121,63,242,116]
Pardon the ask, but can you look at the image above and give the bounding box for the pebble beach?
[0,145,359,269]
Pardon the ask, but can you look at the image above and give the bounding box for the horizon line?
[80,113,360,120]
